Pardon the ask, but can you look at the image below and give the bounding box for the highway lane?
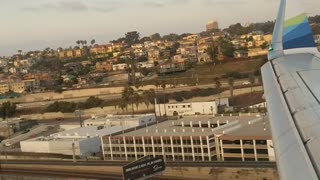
[16,80,250,110]
[0,168,122,180]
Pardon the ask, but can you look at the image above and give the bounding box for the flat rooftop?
[84,114,155,122]
[111,115,271,138]
[54,126,132,137]
[24,125,132,142]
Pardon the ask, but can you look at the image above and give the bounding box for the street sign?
[123,156,166,180]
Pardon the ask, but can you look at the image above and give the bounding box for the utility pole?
[72,141,76,163]
[2,144,7,163]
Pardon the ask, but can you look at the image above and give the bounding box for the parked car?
[242,81,251,85]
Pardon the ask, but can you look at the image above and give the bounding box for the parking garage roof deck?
[108,115,270,137]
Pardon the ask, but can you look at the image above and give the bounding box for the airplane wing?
[262,0,320,179]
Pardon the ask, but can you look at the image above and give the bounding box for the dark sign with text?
[123,156,166,180]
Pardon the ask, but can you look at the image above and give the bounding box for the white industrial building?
[155,99,229,117]
[20,114,156,156]
[20,126,131,156]
[84,114,156,127]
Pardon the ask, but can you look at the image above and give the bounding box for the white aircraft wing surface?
[262,0,320,179]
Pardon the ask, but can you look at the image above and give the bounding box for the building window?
[188,105,191,108]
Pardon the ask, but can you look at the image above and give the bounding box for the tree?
[140,36,152,43]
[260,42,268,49]
[76,40,81,46]
[154,80,160,89]
[0,101,17,138]
[163,33,181,41]
[0,102,16,120]
[125,53,137,86]
[83,96,104,109]
[91,39,96,46]
[207,43,218,64]
[150,33,161,41]
[122,86,135,115]
[228,77,235,104]
[221,41,235,58]
[142,89,156,109]
[161,81,167,116]
[118,100,127,112]
[46,101,76,113]
[94,76,104,84]
[170,42,180,56]
[125,31,140,46]
[133,93,141,111]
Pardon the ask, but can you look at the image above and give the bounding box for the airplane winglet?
[268,0,317,61]
[268,0,286,60]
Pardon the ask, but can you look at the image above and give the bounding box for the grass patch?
[151,58,266,85]
[231,91,264,108]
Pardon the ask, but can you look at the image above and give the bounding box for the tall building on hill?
[206,21,219,31]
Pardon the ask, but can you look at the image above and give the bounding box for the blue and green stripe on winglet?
[283,13,316,50]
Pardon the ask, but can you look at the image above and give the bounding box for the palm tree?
[91,39,96,46]
[0,102,16,139]
[154,80,160,89]
[214,77,222,109]
[142,91,151,110]
[122,86,135,115]
[228,77,234,104]
[118,100,127,112]
[76,40,81,47]
[133,93,141,111]
[161,81,167,116]
[142,89,156,110]
[79,40,83,48]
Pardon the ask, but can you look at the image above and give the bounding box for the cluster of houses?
[232,31,272,58]
[0,31,273,95]
[0,20,279,95]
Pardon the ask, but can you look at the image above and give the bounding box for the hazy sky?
[1,0,320,56]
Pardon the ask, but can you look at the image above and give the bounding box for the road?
[0,168,122,180]
[1,159,277,168]
[16,79,250,110]
[0,125,49,151]
[0,160,276,180]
